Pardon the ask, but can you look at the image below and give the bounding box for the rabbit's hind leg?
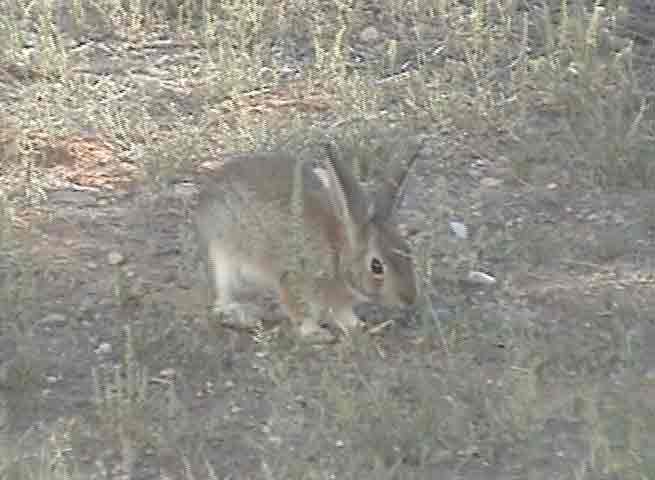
[207,241,262,329]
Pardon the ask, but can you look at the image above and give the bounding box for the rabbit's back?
[195,152,341,286]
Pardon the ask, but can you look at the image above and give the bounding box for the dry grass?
[1,0,654,478]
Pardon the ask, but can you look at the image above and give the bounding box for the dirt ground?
[1,1,655,479]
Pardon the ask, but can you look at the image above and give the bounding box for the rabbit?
[195,142,419,343]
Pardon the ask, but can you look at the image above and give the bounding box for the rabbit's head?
[318,143,420,309]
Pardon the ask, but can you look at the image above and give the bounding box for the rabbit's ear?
[322,143,372,246]
[373,137,425,221]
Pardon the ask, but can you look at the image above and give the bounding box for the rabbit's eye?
[370,257,384,276]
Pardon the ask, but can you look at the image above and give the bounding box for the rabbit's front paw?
[296,321,337,344]
[213,302,262,329]
[332,309,363,336]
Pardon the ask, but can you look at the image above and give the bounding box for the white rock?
[480,177,502,187]
[449,221,468,239]
[360,26,380,43]
[95,342,112,355]
[467,271,497,286]
[107,251,125,265]
[41,313,67,326]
